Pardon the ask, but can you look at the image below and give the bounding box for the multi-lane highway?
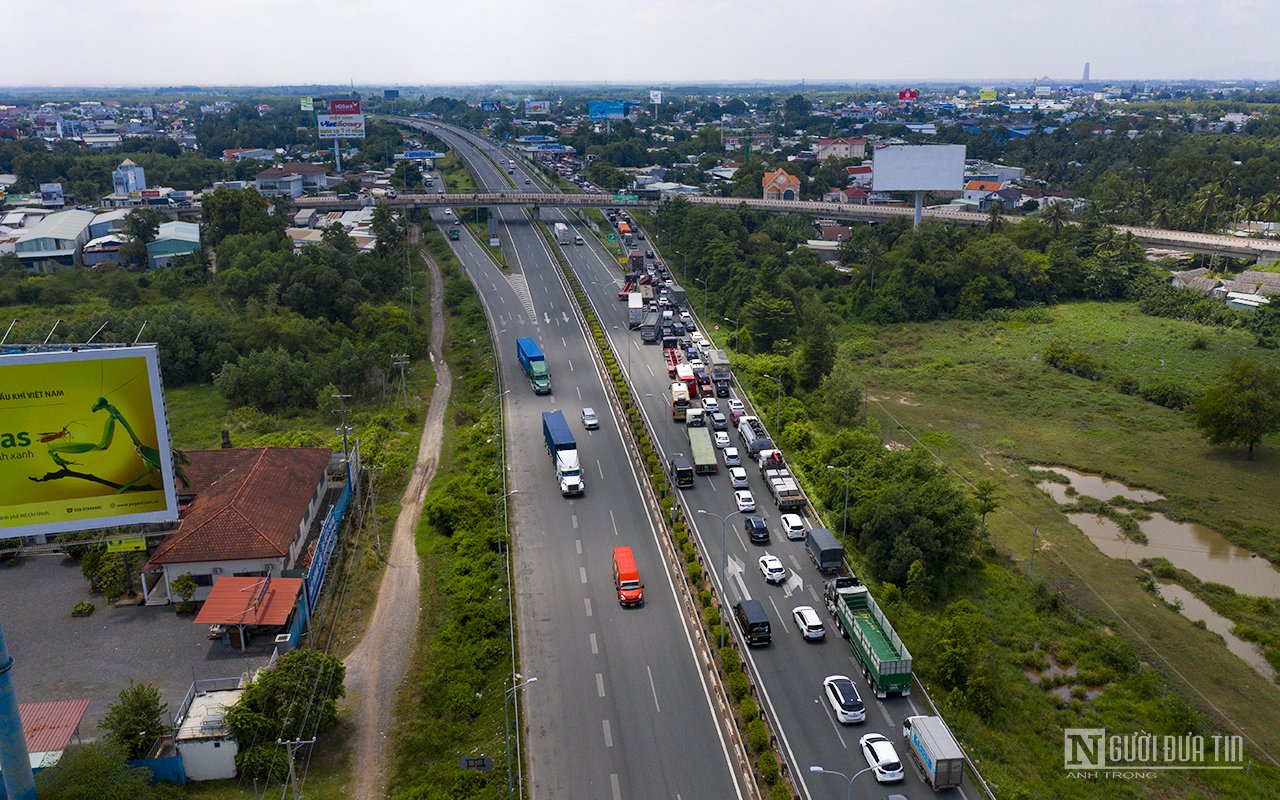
[411,121,747,800]
[417,119,980,800]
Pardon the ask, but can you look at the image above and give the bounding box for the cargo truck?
[903,715,966,790]
[670,382,690,421]
[554,222,571,245]
[629,252,645,270]
[542,411,585,496]
[628,292,644,328]
[688,427,718,474]
[640,311,660,344]
[668,284,687,307]
[806,527,843,572]
[764,469,806,510]
[736,415,774,457]
[708,349,732,397]
[516,337,552,394]
[824,577,913,698]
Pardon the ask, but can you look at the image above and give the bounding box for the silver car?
[581,408,599,430]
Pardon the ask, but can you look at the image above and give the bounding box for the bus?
[675,363,698,399]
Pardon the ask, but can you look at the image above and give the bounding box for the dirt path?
[344,228,449,800]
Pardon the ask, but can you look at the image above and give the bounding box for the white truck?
[553,222,571,245]
[628,292,644,328]
[903,715,966,790]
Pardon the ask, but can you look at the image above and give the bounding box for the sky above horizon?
[6,0,1279,87]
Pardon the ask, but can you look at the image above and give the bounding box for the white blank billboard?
[872,144,966,192]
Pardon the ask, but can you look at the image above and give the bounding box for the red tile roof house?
[762,168,801,201]
[142,447,333,605]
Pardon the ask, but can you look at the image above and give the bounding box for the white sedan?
[714,431,731,449]
[758,553,786,584]
[729,467,749,488]
[860,733,905,783]
[734,490,755,513]
[701,397,720,413]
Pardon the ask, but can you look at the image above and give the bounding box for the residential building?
[80,133,122,150]
[222,148,275,161]
[822,186,869,205]
[89,208,128,239]
[147,221,201,268]
[762,168,801,201]
[81,233,127,266]
[112,158,147,195]
[13,209,95,272]
[962,179,1007,210]
[814,137,867,160]
[846,164,873,187]
[254,162,336,198]
[142,447,334,604]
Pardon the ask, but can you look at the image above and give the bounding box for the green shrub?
[720,647,741,673]
[757,751,779,784]
[705,606,720,627]
[699,589,713,608]
[687,562,703,584]
[770,783,792,800]
[1043,341,1104,380]
[726,670,750,700]
[1138,379,1197,410]
[739,696,759,723]
[746,719,769,753]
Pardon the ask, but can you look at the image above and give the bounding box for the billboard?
[872,144,966,192]
[649,90,663,105]
[384,89,400,100]
[328,99,361,115]
[300,97,314,112]
[525,100,550,114]
[898,88,919,102]
[480,101,502,113]
[39,182,64,207]
[317,114,366,139]
[589,100,626,121]
[979,88,998,101]
[0,346,179,539]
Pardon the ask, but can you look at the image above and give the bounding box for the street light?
[694,276,708,326]
[505,675,538,798]
[761,373,783,439]
[826,465,851,541]
[722,316,739,353]
[808,764,876,800]
[696,508,746,648]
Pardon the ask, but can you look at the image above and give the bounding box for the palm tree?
[1255,192,1280,224]
[1192,183,1228,232]
[1039,201,1073,235]
[985,199,1006,234]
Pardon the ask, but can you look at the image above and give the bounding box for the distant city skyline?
[4,0,1278,88]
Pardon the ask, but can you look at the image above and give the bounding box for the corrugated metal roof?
[155,220,200,243]
[193,576,303,627]
[20,699,90,753]
[15,209,94,244]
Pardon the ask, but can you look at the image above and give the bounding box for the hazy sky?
[5,0,1279,87]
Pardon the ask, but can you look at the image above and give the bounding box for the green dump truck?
[824,576,912,698]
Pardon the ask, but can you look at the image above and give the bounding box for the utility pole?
[368,464,385,558]
[391,354,410,412]
[278,737,316,800]
[1028,527,1039,579]
[332,392,353,463]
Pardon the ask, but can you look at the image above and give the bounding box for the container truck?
[688,427,718,474]
[806,527,843,573]
[516,337,552,394]
[670,382,690,421]
[736,415,774,457]
[668,284,687,307]
[708,349,732,397]
[628,293,644,328]
[542,411,585,496]
[629,252,645,270]
[640,311,660,344]
[824,577,913,698]
[903,715,966,790]
[554,222,571,245]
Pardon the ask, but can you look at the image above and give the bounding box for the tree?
[122,207,164,245]
[171,572,197,613]
[985,199,1006,234]
[390,159,421,189]
[796,309,835,390]
[225,648,346,781]
[973,480,1000,542]
[1038,201,1073,234]
[100,681,168,759]
[34,741,164,800]
[1193,357,1280,460]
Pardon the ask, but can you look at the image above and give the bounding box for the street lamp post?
[505,675,538,798]
[761,373,783,439]
[826,465,851,541]
[696,508,746,648]
[808,764,876,800]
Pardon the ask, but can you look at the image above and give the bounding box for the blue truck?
[516,337,552,394]
[542,411,584,496]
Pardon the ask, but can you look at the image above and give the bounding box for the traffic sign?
[613,194,639,201]
[607,233,617,243]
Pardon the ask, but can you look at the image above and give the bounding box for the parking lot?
[0,554,272,734]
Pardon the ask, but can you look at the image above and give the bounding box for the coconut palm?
[1039,201,1073,235]
[985,199,1006,234]
[1255,192,1280,223]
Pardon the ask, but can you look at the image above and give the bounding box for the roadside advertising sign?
[318,114,366,140]
[328,99,362,115]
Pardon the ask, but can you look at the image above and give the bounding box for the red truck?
[664,348,681,378]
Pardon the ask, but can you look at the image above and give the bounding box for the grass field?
[829,300,1280,794]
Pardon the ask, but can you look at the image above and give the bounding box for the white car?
[714,431,731,449]
[727,397,745,416]
[729,466,749,488]
[690,332,706,347]
[792,606,825,640]
[859,733,905,783]
[581,407,599,430]
[822,676,866,724]
[734,490,755,512]
[722,447,741,467]
[780,513,806,540]
[701,397,720,413]
[758,553,786,584]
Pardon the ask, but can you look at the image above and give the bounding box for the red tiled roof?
[818,137,867,146]
[149,448,331,564]
[762,168,800,190]
[279,161,328,175]
[965,180,1004,192]
[846,165,873,174]
[20,700,90,753]
[843,187,869,198]
[194,576,303,627]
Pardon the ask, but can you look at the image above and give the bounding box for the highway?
[412,121,746,800]
[450,135,975,800]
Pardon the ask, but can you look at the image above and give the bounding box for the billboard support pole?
[914,191,924,228]
[334,139,342,173]
[0,619,36,800]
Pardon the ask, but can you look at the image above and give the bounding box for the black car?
[744,515,769,544]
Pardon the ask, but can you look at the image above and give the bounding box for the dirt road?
[344,231,449,800]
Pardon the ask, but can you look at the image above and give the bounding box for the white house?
[13,209,95,272]
[173,680,243,781]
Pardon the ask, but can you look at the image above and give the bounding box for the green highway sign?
[613,194,639,201]
[607,233,617,243]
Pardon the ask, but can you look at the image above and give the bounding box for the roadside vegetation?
[653,198,1280,796]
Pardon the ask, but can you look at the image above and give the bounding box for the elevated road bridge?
[294,191,1280,265]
